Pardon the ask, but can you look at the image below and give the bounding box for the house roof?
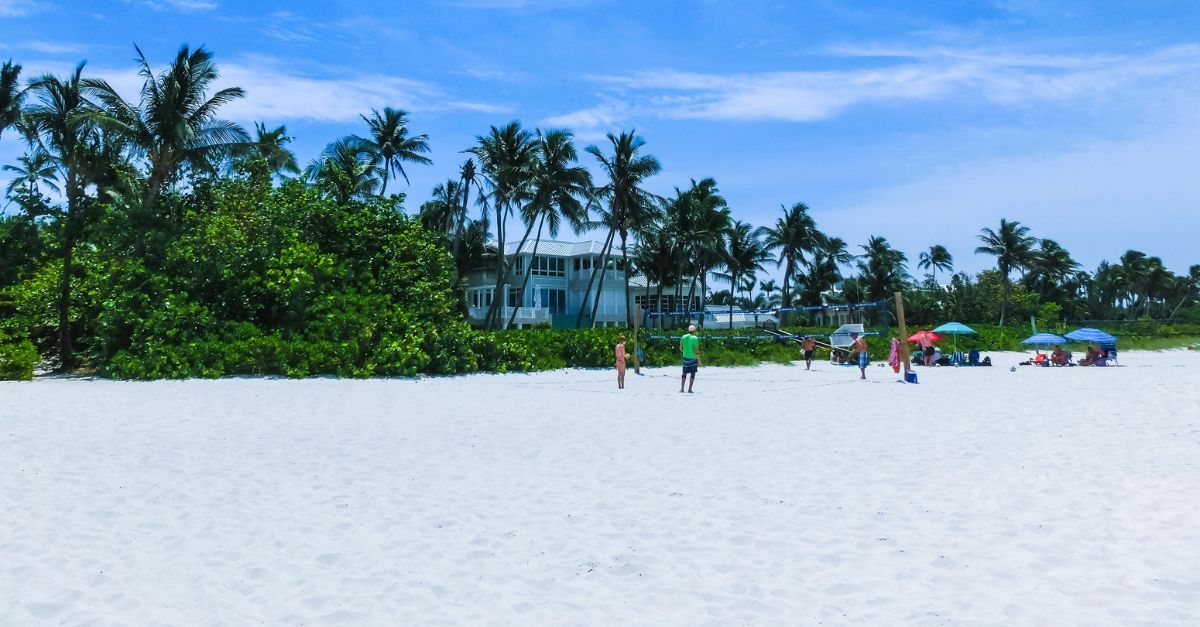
[500,239,622,257]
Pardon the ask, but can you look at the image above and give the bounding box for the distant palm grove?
[1,47,1197,379]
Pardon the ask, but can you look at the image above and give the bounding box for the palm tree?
[455,157,488,264]
[759,279,779,307]
[0,60,22,139]
[246,122,299,178]
[25,62,95,369]
[663,179,729,323]
[760,202,821,324]
[305,138,381,203]
[718,220,773,328]
[856,236,909,302]
[584,130,662,327]
[3,149,61,199]
[505,129,591,328]
[83,44,249,217]
[350,107,431,195]
[418,179,465,238]
[467,121,537,328]
[1169,264,1200,318]
[917,244,953,282]
[975,219,1035,325]
[1026,239,1080,299]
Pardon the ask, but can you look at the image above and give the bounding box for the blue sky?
[2,0,1199,276]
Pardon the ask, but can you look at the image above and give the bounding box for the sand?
[2,350,1199,625]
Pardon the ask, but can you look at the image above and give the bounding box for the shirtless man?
[1050,345,1069,366]
[850,332,868,380]
[802,336,816,370]
[919,335,935,366]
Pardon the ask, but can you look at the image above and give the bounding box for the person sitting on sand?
[1051,345,1070,366]
[679,325,701,393]
[802,336,816,370]
[615,336,628,389]
[850,332,868,380]
[1078,346,1097,367]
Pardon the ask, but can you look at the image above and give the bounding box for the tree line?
[1,46,1198,373]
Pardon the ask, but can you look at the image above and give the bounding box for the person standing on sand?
[919,334,935,366]
[679,325,701,393]
[802,336,816,370]
[615,336,628,389]
[850,332,868,380]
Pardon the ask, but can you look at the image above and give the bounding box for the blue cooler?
[904,371,919,384]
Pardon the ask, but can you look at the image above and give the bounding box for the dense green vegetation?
[1,45,1197,380]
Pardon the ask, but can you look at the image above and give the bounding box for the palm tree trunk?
[588,234,616,328]
[655,282,664,329]
[506,214,545,329]
[729,271,737,330]
[699,271,708,328]
[781,257,793,327]
[1000,278,1010,326]
[380,166,389,196]
[620,231,633,328]
[575,230,615,328]
[56,211,76,371]
[686,276,697,326]
[487,217,537,329]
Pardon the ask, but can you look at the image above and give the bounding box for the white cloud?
[17,41,87,55]
[549,44,1200,129]
[23,56,508,124]
[126,0,218,11]
[819,108,1200,274]
[0,0,44,16]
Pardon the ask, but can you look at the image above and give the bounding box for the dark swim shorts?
[682,358,698,375]
[803,349,814,360]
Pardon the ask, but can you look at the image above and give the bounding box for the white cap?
[688,325,697,332]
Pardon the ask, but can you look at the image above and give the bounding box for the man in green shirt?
[679,324,701,393]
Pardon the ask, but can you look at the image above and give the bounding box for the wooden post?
[632,305,642,374]
[894,291,911,376]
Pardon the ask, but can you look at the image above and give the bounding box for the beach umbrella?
[933,321,976,353]
[1020,332,1066,346]
[908,330,941,343]
[1064,327,1116,344]
[933,321,976,335]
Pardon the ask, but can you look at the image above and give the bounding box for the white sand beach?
[3,350,1199,625]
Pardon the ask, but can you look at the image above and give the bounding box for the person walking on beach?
[680,325,701,393]
[615,336,628,389]
[802,335,816,370]
[850,332,868,380]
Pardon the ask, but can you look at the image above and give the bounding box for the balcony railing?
[468,306,552,322]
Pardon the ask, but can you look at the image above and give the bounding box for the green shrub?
[0,329,38,381]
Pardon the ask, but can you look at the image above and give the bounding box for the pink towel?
[888,338,900,372]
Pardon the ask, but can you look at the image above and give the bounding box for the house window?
[538,288,566,314]
[469,288,494,309]
[512,257,523,276]
[531,256,565,277]
[507,287,523,308]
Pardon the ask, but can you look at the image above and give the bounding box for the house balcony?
[468,306,552,326]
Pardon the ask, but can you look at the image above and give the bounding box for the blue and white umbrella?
[1021,333,1067,346]
[1064,327,1117,344]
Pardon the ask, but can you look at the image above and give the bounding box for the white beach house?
[464,239,780,329]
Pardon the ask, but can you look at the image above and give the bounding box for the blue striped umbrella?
[1064,328,1117,344]
[1021,333,1067,346]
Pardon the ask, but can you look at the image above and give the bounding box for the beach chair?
[1100,342,1118,365]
